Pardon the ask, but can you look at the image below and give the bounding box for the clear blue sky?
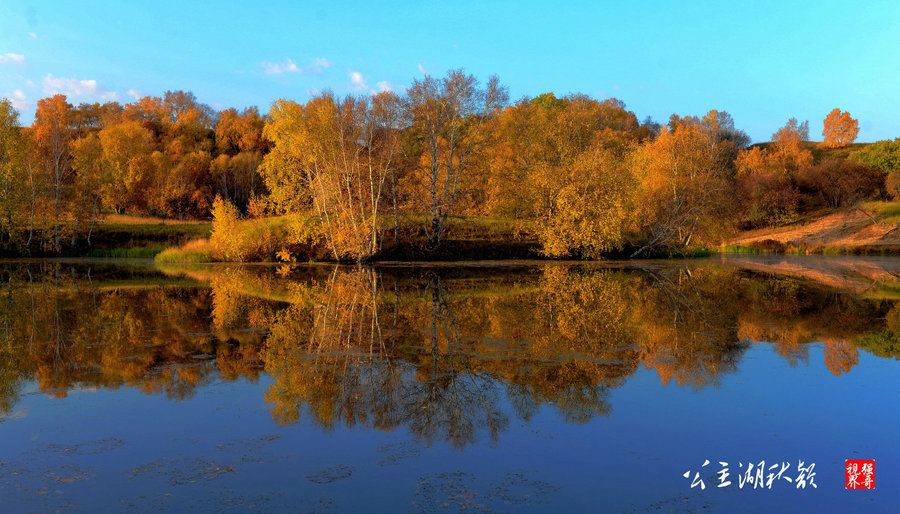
[2,0,899,143]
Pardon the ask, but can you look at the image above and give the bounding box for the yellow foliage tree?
[822,108,859,148]
[210,196,252,262]
[261,92,402,260]
[539,147,634,258]
[631,113,742,255]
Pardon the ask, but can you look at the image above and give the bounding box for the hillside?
[727,202,900,251]
[749,141,871,163]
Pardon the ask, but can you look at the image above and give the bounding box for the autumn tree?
[213,106,267,210]
[822,108,859,148]
[210,196,252,261]
[262,92,402,260]
[33,95,75,249]
[482,93,646,256]
[0,99,29,247]
[538,146,634,257]
[69,133,104,244]
[735,118,813,227]
[97,120,155,213]
[405,69,508,248]
[631,111,746,254]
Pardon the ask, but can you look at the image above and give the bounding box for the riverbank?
[724,201,900,255]
[9,202,900,263]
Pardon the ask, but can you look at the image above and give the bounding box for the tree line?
[0,70,893,259]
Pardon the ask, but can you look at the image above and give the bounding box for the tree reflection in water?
[0,261,896,446]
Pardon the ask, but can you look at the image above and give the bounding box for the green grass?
[94,222,212,239]
[85,246,165,258]
[375,213,536,241]
[719,244,763,255]
[861,201,900,223]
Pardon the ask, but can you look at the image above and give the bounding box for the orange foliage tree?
[822,108,859,148]
[33,95,75,249]
[631,111,748,254]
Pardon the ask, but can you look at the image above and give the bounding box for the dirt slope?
[729,209,900,247]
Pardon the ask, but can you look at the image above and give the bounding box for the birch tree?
[405,70,508,248]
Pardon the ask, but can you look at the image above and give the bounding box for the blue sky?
[1,0,899,143]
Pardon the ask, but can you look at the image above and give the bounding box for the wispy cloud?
[42,74,118,101]
[261,58,299,75]
[310,57,332,71]
[261,57,332,75]
[376,81,393,93]
[0,53,26,65]
[349,70,368,91]
[417,62,427,75]
[8,89,28,110]
[28,32,38,39]
[127,89,142,100]
[42,74,99,96]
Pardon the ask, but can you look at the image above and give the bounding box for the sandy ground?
[729,209,900,247]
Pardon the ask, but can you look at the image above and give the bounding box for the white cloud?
[261,57,332,75]
[376,81,393,93]
[42,74,99,96]
[417,63,427,74]
[7,90,28,110]
[127,88,142,99]
[25,79,34,86]
[28,32,38,39]
[42,74,119,101]
[261,58,299,75]
[310,57,332,71]
[349,70,368,91]
[0,53,26,65]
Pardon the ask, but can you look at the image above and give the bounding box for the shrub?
[796,159,883,208]
[885,171,900,200]
[210,196,254,262]
[849,138,900,174]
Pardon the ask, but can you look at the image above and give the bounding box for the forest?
[1,69,897,262]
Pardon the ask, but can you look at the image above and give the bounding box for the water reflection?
[0,259,897,446]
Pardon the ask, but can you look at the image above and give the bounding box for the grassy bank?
[0,216,212,259]
[153,214,543,263]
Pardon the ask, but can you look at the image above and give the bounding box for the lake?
[0,256,897,512]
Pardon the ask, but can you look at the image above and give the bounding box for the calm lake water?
[0,256,897,512]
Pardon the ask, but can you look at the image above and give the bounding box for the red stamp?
[845,459,874,489]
